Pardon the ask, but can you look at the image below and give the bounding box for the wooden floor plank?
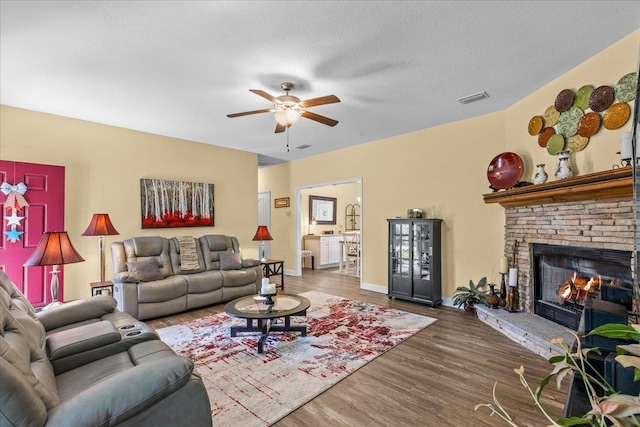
[147,268,568,426]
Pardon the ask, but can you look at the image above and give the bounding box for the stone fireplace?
[484,167,634,324]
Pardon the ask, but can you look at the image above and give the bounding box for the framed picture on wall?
[140,178,214,228]
[275,197,290,208]
[309,195,337,224]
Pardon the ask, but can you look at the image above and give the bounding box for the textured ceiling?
[1,1,639,166]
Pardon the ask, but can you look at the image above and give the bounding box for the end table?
[261,259,284,290]
[90,281,113,297]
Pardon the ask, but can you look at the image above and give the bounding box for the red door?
[0,161,65,307]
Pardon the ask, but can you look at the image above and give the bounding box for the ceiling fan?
[227,82,340,133]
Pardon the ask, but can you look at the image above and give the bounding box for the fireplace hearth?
[532,243,632,330]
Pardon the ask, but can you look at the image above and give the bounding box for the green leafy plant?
[452,277,488,309]
[475,325,640,426]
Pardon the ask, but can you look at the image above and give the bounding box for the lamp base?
[40,300,63,311]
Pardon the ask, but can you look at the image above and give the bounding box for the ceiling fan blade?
[227,109,271,118]
[275,122,286,133]
[299,95,340,108]
[249,89,280,104]
[301,110,339,127]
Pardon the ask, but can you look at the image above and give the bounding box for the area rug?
[157,291,436,426]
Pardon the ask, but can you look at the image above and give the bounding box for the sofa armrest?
[242,258,261,268]
[46,320,121,361]
[37,296,117,332]
[45,351,196,427]
[112,271,140,283]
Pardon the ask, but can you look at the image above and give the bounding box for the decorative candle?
[620,132,632,160]
[499,257,508,274]
[268,283,276,294]
[261,278,270,294]
[508,268,518,287]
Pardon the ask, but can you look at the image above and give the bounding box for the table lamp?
[252,225,273,262]
[82,213,119,283]
[24,231,85,310]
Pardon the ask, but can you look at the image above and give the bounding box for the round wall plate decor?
[543,105,560,127]
[556,106,583,138]
[614,72,637,103]
[589,86,614,112]
[528,116,543,135]
[487,152,524,190]
[567,134,589,152]
[554,89,575,112]
[577,112,601,137]
[538,127,555,147]
[575,85,594,110]
[603,102,631,130]
[546,134,565,155]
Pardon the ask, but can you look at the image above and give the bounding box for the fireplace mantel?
[483,167,632,208]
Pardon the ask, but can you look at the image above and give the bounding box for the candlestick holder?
[260,292,276,305]
[506,285,520,312]
[499,273,507,300]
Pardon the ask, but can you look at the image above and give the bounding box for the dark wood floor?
[147,268,568,427]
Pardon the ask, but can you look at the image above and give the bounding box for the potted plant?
[453,277,488,314]
[475,324,640,426]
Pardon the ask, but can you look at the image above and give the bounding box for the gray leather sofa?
[111,234,262,320]
[0,270,212,427]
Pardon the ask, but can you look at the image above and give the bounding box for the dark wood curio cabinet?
[387,219,442,307]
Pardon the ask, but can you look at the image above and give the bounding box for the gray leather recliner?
[0,271,212,427]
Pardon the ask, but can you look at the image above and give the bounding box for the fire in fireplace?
[557,273,602,306]
[532,244,632,330]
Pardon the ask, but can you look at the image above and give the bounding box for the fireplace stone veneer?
[503,197,633,314]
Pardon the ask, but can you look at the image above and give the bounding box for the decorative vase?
[486,285,501,309]
[555,150,573,180]
[534,163,548,184]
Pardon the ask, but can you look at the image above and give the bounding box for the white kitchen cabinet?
[304,235,343,268]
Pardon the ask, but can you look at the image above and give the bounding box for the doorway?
[295,178,362,285]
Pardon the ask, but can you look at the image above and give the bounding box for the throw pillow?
[219,252,243,270]
[126,258,164,281]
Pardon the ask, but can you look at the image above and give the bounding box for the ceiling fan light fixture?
[274,109,300,126]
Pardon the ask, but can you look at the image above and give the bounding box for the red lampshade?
[81,213,119,236]
[24,232,85,266]
[252,225,273,241]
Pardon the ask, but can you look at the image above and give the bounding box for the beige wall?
[279,112,507,295]
[1,106,260,300]
[506,30,639,175]
[2,29,637,303]
[259,29,640,300]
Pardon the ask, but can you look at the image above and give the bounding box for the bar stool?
[301,250,315,270]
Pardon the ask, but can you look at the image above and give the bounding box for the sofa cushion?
[199,235,233,271]
[0,309,60,411]
[221,269,258,287]
[184,271,223,294]
[219,252,243,270]
[127,258,165,282]
[137,276,188,303]
[123,236,173,278]
[0,357,48,427]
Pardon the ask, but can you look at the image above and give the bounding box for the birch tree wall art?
[140,178,214,228]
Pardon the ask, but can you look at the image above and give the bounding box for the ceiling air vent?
[457,91,489,105]
[296,144,311,149]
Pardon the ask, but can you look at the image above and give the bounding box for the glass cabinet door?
[390,222,411,278]
[413,222,432,281]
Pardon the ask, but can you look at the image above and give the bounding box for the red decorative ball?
[487,152,524,190]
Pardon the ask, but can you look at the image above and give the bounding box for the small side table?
[261,259,284,290]
[90,281,113,297]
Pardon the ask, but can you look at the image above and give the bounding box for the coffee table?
[224,294,310,353]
